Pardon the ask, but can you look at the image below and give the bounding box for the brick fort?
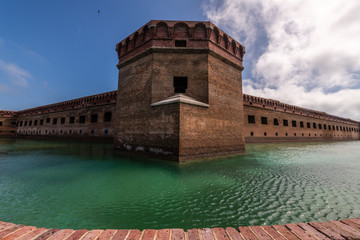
[1,20,359,162]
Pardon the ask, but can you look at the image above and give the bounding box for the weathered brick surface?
[178,54,245,161]
[114,20,246,162]
[1,219,360,240]
[0,111,17,136]
[243,104,359,142]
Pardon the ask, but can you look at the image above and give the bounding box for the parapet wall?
[115,20,245,67]
[243,94,360,142]
[17,91,117,117]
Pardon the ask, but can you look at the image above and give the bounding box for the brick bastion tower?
[114,20,246,162]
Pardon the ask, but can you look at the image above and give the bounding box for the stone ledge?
[150,94,209,108]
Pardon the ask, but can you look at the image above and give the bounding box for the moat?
[0,138,359,230]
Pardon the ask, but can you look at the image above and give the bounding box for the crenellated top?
[243,94,360,125]
[115,20,245,65]
[16,91,117,117]
[0,110,16,118]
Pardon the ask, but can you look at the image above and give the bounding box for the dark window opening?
[20,121,23,126]
[261,117,268,125]
[60,130,63,134]
[34,120,38,126]
[53,118,57,125]
[313,123,317,129]
[69,130,72,134]
[336,126,339,131]
[276,132,278,136]
[79,116,86,124]
[61,118,65,124]
[250,132,254,136]
[292,120,297,127]
[104,112,112,122]
[264,132,267,136]
[173,76,188,93]
[0,121,2,126]
[69,116,75,124]
[91,114,98,123]
[46,118,50,123]
[29,120,32,126]
[324,124,326,130]
[175,40,186,47]
[12,121,16,126]
[332,126,335,130]
[248,115,255,124]
[24,121,27,126]
[318,124,322,129]
[274,118,279,126]
[283,119,288,126]
[286,132,288,136]
[294,133,296,136]
[104,129,109,135]
[300,121,304,128]
[91,129,95,135]
[307,122,311,128]
[302,133,304,136]
[79,130,83,134]
[40,120,44,125]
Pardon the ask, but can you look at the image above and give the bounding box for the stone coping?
[1,218,360,240]
[150,94,209,108]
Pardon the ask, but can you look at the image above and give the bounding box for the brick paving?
[1,218,360,240]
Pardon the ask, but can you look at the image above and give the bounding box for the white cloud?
[204,0,360,121]
[0,58,32,87]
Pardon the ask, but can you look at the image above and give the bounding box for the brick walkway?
[1,218,360,240]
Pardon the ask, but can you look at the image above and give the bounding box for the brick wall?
[243,95,360,142]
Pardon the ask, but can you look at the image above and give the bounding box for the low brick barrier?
[1,218,360,240]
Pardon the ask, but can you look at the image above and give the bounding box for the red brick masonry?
[1,218,360,240]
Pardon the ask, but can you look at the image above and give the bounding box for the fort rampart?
[0,91,117,140]
[243,94,360,142]
[1,91,359,143]
[114,20,246,161]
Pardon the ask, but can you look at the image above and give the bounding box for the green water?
[0,138,359,230]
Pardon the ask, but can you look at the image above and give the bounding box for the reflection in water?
[0,138,359,230]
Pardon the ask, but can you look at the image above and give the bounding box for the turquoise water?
[0,138,359,230]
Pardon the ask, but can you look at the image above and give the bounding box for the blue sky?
[1,0,360,121]
[0,0,206,110]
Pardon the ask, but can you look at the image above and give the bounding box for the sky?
[1,0,359,121]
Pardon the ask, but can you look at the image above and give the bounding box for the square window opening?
[248,115,255,124]
[173,76,188,93]
[175,40,186,47]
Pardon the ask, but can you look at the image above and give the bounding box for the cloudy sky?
[1,0,359,120]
